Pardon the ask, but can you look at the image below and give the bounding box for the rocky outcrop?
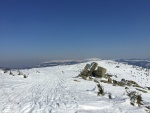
[79,62,107,79]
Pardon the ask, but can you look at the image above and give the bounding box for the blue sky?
[0,0,150,68]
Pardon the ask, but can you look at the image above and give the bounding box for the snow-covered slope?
[0,60,150,113]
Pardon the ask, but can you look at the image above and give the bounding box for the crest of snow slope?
[0,69,4,74]
[0,60,150,113]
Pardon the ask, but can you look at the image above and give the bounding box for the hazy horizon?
[0,0,150,68]
[1,57,150,69]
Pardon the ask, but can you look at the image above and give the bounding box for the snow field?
[0,60,150,113]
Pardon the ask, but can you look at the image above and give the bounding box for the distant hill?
[35,58,101,68]
[115,59,150,69]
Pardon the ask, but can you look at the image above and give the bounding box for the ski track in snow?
[0,68,78,113]
[0,60,149,113]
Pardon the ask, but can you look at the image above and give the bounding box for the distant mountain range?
[115,59,150,69]
[35,58,101,68]
[1,58,150,70]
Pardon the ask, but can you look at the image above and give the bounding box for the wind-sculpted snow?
[0,60,150,113]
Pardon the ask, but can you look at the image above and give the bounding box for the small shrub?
[108,93,112,99]
[23,75,27,78]
[18,71,23,75]
[97,84,105,96]
[136,95,143,106]
[125,87,129,89]
[10,71,13,75]
[74,79,80,82]
[113,80,118,85]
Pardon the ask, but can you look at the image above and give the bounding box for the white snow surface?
[0,60,150,113]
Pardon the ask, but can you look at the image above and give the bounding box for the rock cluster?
[112,79,139,87]
[79,62,107,79]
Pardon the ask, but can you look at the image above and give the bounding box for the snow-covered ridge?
[0,59,150,113]
[35,58,101,68]
[42,58,101,63]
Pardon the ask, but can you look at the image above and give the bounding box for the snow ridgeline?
[0,60,150,113]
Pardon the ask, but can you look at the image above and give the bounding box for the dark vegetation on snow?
[77,62,150,112]
[2,69,28,78]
